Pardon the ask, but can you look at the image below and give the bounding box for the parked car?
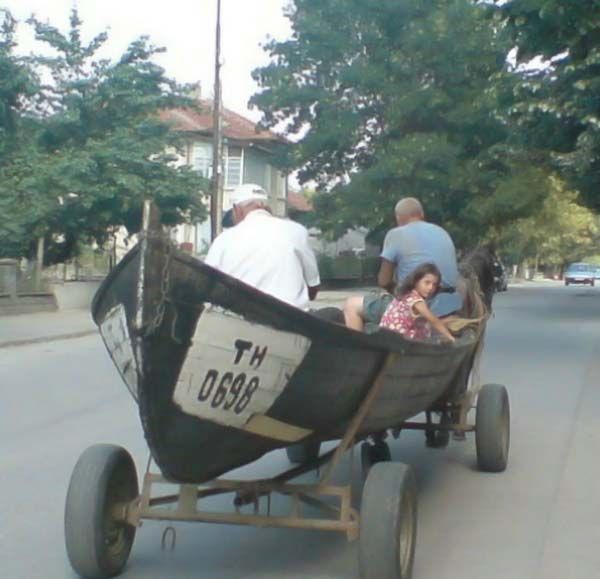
[493,260,508,292]
[564,263,596,286]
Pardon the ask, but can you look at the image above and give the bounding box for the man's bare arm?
[377,259,395,292]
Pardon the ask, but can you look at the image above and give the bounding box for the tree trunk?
[35,236,45,291]
[111,234,117,270]
[532,253,540,279]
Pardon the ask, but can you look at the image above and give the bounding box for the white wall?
[309,227,369,257]
[53,281,102,310]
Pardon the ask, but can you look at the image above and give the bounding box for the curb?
[0,329,98,350]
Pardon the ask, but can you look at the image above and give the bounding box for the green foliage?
[0,8,208,262]
[252,0,543,247]
[0,10,41,258]
[316,253,377,280]
[582,254,600,266]
[496,0,600,211]
[0,10,36,154]
[496,176,599,266]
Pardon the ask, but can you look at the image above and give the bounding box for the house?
[159,101,288,255]
[285,189,370,258]
[287,190,314,216]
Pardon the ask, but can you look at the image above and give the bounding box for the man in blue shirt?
[343,197,462,331]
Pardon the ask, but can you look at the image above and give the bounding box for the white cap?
[230,183,268,206]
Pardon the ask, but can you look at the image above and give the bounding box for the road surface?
[1,282,599,579]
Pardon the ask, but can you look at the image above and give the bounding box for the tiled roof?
[159,100,284,143]
[287,191,313,212]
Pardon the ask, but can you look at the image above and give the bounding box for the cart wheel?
[65,444,138,578]
[359,462,417,579]
[361,441,391,478]
[476,384,510,472]
[286,439,321,464]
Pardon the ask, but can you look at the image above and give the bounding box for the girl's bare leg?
[343,296,366,331]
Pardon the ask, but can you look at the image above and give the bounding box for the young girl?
[380,262,456,343]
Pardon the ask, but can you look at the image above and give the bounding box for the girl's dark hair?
[396,262,441,297]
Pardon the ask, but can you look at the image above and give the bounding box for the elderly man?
[205,183,320,310]
[344,197,461,331]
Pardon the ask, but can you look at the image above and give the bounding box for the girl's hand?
[413,301,456,344]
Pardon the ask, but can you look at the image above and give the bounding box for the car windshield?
[567,264,591,272]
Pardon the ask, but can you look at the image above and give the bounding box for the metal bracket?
[123,353,398,543]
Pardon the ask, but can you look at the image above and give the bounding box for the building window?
[225,145,242,188]
[192,142,212,178]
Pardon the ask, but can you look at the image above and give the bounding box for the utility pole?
[210,0,224,241]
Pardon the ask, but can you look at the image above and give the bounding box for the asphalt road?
[1,282,599,579]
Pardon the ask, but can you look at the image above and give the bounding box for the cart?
[64,203,510,579]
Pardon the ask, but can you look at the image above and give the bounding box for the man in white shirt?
[205,184,321,310]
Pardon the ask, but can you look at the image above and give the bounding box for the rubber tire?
[475,384,510,472]
[65,444,138,579]
[359,462,418,579]
[285,439,321,464]
[361,441,391,477]
[565,281,569,286]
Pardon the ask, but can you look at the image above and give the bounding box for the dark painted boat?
[92,203,490,484]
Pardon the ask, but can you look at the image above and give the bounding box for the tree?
[496,175,599,272]
[2,9,208,262]
[251,0,545,247]
[0,9,43,258]
[495,0,600,212]
[0,10,35,157]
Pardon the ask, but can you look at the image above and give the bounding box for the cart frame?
[114,350,478,540]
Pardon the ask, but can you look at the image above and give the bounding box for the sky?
[2,0,292,121]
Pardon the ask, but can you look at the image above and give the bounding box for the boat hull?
[92,219,485,483]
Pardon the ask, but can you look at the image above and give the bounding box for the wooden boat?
[67,202,509,579]
[92,203,493,485]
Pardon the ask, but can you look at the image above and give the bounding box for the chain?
[145,240,172,337]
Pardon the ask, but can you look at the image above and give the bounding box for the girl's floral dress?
[379,289,431,340]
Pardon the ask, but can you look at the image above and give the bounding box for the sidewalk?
[313,285,373,308]
[0,285,376,349]
[0,309,97,348]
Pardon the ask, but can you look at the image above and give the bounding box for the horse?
[459,244,497,312]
